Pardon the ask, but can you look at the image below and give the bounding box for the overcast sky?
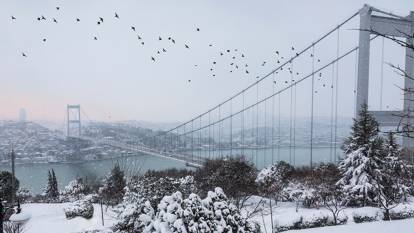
[1,0,412,123]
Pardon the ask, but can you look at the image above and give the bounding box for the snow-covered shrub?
[60,178,87,202]
[256,161,293,203]
[389,203,414,220]
[64,195,94,219]
[283,182,319,209]
[129,175,197,210]
[352,207,383,223]
[274,211,347,232]
[16,187,33,203]
[114,187,259,233]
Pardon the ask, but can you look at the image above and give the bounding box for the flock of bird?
[10,5,335,91]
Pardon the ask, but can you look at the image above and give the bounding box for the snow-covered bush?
[256,161,293,203]
[283,182,319,209]
[60,178,87,202]
[352,207,383,223]
[274,211,347,232]
[114,187,259,233]
[64,195,94,219]
[16,187,33,203]
[389,203,414,220]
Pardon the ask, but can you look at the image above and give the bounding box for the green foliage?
[0,171,19,203]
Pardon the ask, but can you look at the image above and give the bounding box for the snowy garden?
[2,104,414,233]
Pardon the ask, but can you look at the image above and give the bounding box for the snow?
[20,203,116,233]
[286,218,414,233]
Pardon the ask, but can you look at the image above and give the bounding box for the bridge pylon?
[67,104,81,137]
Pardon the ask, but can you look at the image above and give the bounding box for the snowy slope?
[21,203,116,233]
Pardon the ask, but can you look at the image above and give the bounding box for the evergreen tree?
[99,162,126,206]
[376,132,410,220]
[337,103,385,206]
[44,169,59,202]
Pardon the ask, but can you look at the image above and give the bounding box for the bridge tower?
[67,104,81,137]
[356,5,414,149]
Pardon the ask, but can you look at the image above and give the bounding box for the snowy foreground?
[21,203,116,233]
[17,199,414,233]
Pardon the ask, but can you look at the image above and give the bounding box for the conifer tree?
[44,169,59,202]
[100,162,126,206]
[337,103,385,206]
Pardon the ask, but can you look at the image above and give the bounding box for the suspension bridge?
[65,5,414,168]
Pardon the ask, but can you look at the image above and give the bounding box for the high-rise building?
[19,108,26,122]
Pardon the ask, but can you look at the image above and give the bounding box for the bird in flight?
[196,28,200,31]
[141,42,144,45]
[53,18,58,23]
[94,36,98,40]
[56,6,60,10]
[138,35,142,40]
[151,57,155,61]
[171,39,175,44]
[131,26,135,31]
[43,38,47,42]
[163,48,167,52]
[159,36,162,41]
[291,46,295,50]
[11,16,16,20]
[115,12,119,18]
[22,52,27,57]
[99,17,104,23]
[185,44,190,49]
[276,51,279,55]
[76,18,80,22]
[188,79,191,82]
[41,15,46,20]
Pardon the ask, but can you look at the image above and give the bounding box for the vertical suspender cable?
[256,83,260,167]
[310,45,315,168]
[191,120,194,163]
[208,111,211,160]
[380,37,385,111]
[272,72,276,164]
[242,91,245,157]
[354,48,359,117]
[334,28,340,163]
[230,99,233,157]
[278,91,281,162]
[330,63,335,162]
[218,105,222,159]
[289,62,293,165]
[264,98,267,167]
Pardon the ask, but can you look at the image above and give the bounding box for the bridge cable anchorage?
[334,28,341,163]
[310,44,315,168]
[161,11,359,136]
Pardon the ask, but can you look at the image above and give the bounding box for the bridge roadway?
[71,135,205,167]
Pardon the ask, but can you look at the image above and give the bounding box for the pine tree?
[100,162,126,206]
[376,132,410,220]
[51,169,59,198]
[337,103,385,206]
[44,169,59,202]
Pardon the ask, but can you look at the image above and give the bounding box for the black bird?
[213,74,216,77]
[230,63,234,66]
[94,36,98,40]
[141,42,144,45]
[138,35,142,40]
[230,71,233,73]
[37,17,41,21]
[56,6,60,10]
[53,18,57,23]
[276,51,279,55]
[220,52,223,56]
[168,37,171,40]
[41,15,46,20]
[171,39,175,44]
[210,68,213,71]
[319,73,322,77]
[226,50,230,53]
[159,36,162,41]
[196,28,200,31]
[285,81,288,84]
[11,16,16,20]
[296,53,299,56]
[277,60,280,64]
[185,44,190,49]
[76,18,80,22]
[131,26,135,31]
[115,12,119,18]
[323,84,326,87]
[151,57,155,61]
[188,79,191,82]
[256,76,260,79]
[232,56,235,59]
[317,59,321,62]
[274,81,277,84]
[99,17,104,23]
[213,61,216,64]
[291,46,295,50]
[209,44,212,47]
[43,38,46,42]
[310,54,314,57]
[245,64,248,67]
[22,52,27,57]
[262,61,266,66]
[241,54,245,58]
[296,72,299,75]
[235,65,238,69]
[163,48,167,52]
[157,51,161,54]
[246,70,249,74]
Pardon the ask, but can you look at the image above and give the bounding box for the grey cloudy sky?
[1,0,413,123]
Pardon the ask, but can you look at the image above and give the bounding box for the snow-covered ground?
[287,218,414,232]
[20,203,116,233]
